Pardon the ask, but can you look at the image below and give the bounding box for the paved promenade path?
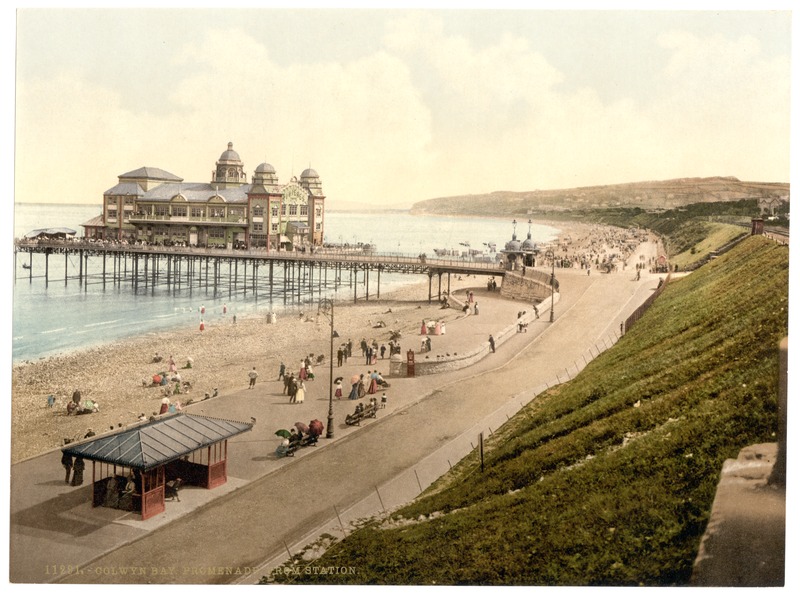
[10,244,664,584]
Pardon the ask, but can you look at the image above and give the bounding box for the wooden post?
[480,432,485,472]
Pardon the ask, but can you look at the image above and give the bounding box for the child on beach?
[249,367,258,389]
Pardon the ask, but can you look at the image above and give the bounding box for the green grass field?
[268,236,788,585]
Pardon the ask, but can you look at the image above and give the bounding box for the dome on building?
[504,234,521,252]
[301,167,319,178]
[521,233,536,251]
[219,142,241,162]
[255,162,276,174]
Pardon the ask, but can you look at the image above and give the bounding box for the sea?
[9,203,559,363]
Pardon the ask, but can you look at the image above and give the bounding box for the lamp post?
[545,250,555,322]
[318,298,338,438]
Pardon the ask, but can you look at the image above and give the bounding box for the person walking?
[283,372,292,395]
[337,347,344,367]
[348,378,359,400]
[489,335,495,353]
[288,376,298,403]
[533,305,539,319]
[295,380,306,404]
[248,367,258,389]
[277,361,286,381]
[380,344,386,359]
[71,456,85,486]
[61,451,73,484]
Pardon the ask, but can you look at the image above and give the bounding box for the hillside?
[271,235,789,585]
[410,176,789,216]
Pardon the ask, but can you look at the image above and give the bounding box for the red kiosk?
[61,413,253,520]
[407,350,415,377]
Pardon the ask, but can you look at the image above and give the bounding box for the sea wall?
[390,294,558,377]
[500,271,552,303]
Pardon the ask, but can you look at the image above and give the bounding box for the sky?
[7,3,794,211]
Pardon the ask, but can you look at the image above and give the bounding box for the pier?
[13,240,506,305]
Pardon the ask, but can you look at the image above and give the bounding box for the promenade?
[9,242,664,584]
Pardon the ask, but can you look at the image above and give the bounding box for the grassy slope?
[280,236,788,585]
[667,222,746,268]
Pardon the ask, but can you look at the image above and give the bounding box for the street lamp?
[545,249,555,322]
[318,298,339,438]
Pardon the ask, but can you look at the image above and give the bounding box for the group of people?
[158,397,184,415]
[149,354,192,397]
[61,451,85,486]
[352,397,379,416]
[545,224,647,274]
[336,340,354,367]
[360,337,388,365]
[346,371,390,400]
[298,356,316,381]
[282,373,307,404]
[101,472,139,510]
[65,390,99,416]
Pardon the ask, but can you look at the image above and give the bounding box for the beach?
[10,220,644,464]
[10,277,443,464]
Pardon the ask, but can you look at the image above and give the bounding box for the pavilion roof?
[61,413,253,470]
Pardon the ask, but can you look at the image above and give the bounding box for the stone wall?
[500,271,552,303]
[390,293,559,377]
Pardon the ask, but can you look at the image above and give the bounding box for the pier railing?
[14,238,505,273]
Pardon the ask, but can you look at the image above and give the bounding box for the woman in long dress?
[118,474,136,511]
[348,380,359,400]
[295,380,306,404]
[335,382,343,398]
[367,372,379,394]
[71,457,85,486]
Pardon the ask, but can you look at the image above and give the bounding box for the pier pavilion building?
[82,142,326,250]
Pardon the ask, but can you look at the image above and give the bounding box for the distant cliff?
[410,176,789,216]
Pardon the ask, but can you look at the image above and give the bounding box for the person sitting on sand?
[76,400,99,415]
[66,398,79,416]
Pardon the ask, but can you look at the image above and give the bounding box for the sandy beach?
[10,277,445,463]
[10,220,643,464]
